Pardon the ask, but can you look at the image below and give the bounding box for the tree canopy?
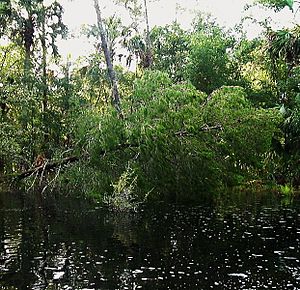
[0,0,299,204]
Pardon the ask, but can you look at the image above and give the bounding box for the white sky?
[58,0,299,60]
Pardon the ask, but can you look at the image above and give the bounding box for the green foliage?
[280,183,294,195]
[61,71,212,200]
[267,26,300,66]
[1,4,298,204]
[231,38,278,107]
[257,0,294,10]
[0,42,80,174]
[0,44,33,170]
[187,17,236,93]
[4,0,67,59]
[263,24,300,185]
[104,166,139,211]
[0,123,21,173]
[150,22,190,82]
[284,99,300,147]
[203,87,282,178]
[56,161,108,200]
[61,72,281,202]
[0,0,12,36]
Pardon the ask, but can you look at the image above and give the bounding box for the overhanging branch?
[17,156,79,180]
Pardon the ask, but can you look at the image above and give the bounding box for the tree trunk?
[41,13,48,114]
[23,14,34,76]
[41,10,49,155]
[93,0,122,117]
[143,0,153,68]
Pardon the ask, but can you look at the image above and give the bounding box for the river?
[0,191,300,289]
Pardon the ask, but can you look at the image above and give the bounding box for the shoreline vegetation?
[1,0,300,209]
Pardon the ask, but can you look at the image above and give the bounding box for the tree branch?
[17,156,79,180]
[175,124,223,137]
[15,143,140,181]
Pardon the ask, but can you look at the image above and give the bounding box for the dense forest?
[0,0,299,207]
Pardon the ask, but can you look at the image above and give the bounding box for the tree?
[187,16,236,93]
[93,0,122,117]
[0,44,24,174]
[253,0,300,184]
[0,1,69,168]
[231,37,278,107]
[116,0,153,68]
[0,0,12,37]
[82,15,126,64]
[2,0,66,74]
[142,0,152,68]
[150,22,190,82]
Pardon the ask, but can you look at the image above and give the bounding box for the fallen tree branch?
[16,143,140,181]
[17,156,79,181]
[14,126,225,182]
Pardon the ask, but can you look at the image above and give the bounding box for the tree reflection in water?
[0,191,300,289]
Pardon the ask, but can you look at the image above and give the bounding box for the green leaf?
[295,93,300,105]
[285,0,294,9]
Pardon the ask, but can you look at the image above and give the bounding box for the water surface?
[0,191,300,289]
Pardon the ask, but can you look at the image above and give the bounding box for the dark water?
[0,192,300,289]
